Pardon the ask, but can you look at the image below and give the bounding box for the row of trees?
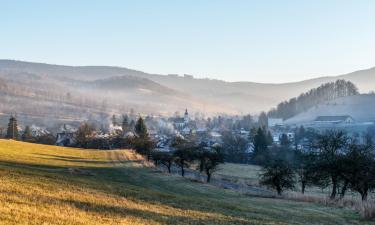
[268,80,359,120]
[259,130,375,201]
[150,139,224,183]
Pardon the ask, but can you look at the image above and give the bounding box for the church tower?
[184,109,189,125]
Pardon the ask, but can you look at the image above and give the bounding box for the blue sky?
[1,0,375,83]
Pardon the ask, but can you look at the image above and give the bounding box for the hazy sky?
[1,0,375,83]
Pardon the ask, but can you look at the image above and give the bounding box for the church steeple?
[184,108,189,124]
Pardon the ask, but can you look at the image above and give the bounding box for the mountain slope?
[0,140,368,225]
[1,59,375,115]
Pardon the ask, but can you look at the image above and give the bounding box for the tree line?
[268,80,359,120]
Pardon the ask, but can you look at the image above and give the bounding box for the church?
[172,109,191,135]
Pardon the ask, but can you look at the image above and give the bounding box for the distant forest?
[268,80,359,120]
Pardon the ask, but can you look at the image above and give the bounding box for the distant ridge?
[1,59,375,116]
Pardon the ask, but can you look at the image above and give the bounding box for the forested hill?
[268,80,359,120]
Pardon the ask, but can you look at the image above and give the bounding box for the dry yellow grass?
[0,140,373,225]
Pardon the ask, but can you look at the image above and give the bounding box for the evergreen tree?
[280,133,290,147]
[111,114,118,126]
[6,116,18,140]
[258,112,268,128]
[252,127,269,165]
[121,114,129,132]
[266,131,273,145]
[129,120,135,131]
[135,117,148,138]
[22,125,34,142]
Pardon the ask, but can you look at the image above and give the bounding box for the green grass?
[0,140,373,224]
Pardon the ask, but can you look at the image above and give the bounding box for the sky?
[1,0,375,83]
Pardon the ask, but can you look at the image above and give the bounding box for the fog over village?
[1,1,375,225]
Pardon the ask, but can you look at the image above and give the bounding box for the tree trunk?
[361,192,368,201]
[181,165,185,177]
[361,188,368,201]
[276,185,282,195]
[339,180,349,199]
[301,181,306,194]
[167,164,171,173]
[206,169,211,183]
[330,178,337,200]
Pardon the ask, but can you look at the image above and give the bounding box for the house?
[56,132,74,146]
[55,124,76,146]
[314,115,354,125]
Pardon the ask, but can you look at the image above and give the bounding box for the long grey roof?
[314,115,353,122]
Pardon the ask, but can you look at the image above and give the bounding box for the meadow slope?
[0,140,372,225]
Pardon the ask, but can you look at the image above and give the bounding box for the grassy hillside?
[0,140,372,225]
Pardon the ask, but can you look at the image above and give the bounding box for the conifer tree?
[111,114,118,126]
[121,114,129,132]
[22,125,34,142]
[135,117,148,138]
[6,116,19,140]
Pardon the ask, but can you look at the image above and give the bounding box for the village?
[3,107,375,162]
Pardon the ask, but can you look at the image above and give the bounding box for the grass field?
[216,163,262,185]
[217,163,375,201]
[0,140,373,225]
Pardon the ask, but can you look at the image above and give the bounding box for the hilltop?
[0,140,369,225]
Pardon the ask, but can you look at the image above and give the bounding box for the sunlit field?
[0,140,372,225]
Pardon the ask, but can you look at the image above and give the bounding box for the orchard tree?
[197,145,224,182]
[172,138,196,177]
[152,151,174,173]
[260,159,295,195]
[343,141,375,201]
[315,130,348,199]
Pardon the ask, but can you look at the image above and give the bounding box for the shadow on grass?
[0,160,363,225]
[0,159,255,214]
[32,153,143,165]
